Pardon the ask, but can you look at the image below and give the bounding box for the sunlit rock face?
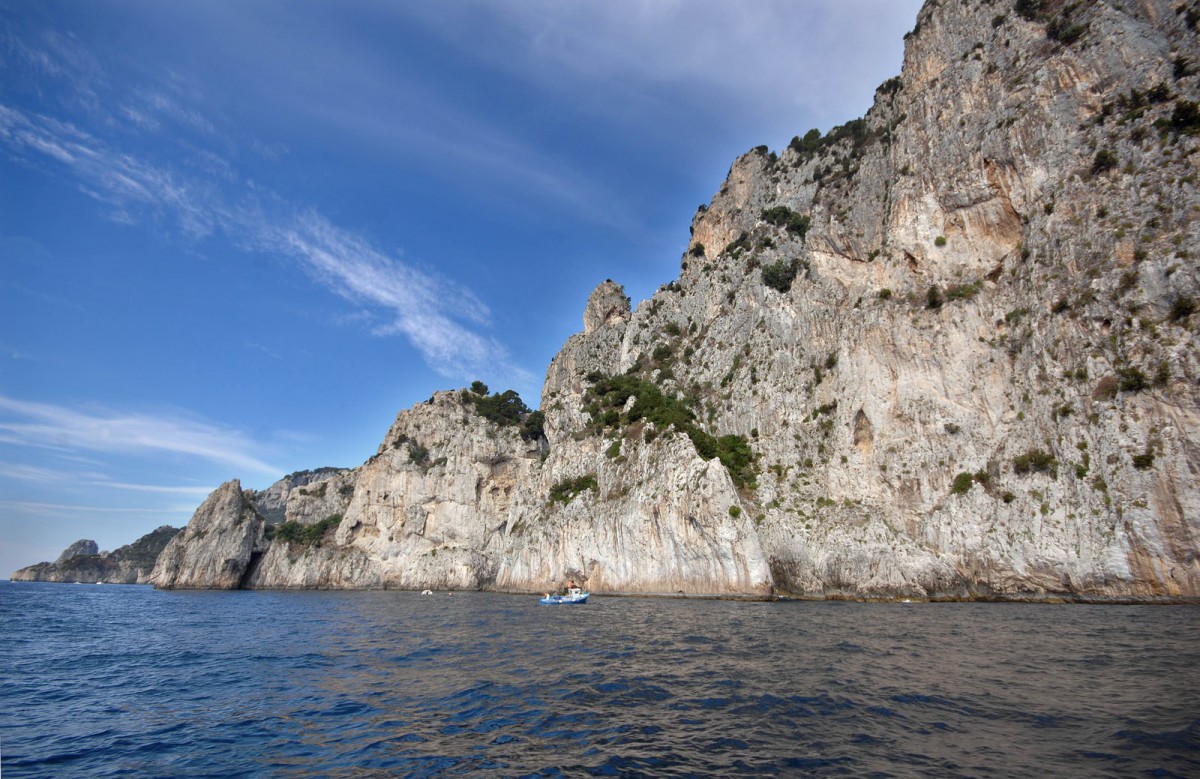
[155,0,1200,599]
[152,481,267,590]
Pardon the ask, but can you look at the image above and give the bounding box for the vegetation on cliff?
[583,374,756,488]
[267,514,342,547]
[548,475,599,505]
[462,383,545,442]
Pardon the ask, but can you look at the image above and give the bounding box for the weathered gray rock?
[227,385,769,594]
[583,279,631,334]
[251,468,353,526]
[660,0,1200,599]
[55,539,98,565]
[151,481,267,589]
[147,0,1200,599]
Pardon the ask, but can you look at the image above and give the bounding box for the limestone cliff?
[151,481,267,589]
[151,0,1200,599]
[251,467,354,525]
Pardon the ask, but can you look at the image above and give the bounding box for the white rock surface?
[152,481,267,589]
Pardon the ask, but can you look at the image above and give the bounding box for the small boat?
[540,587,589,605]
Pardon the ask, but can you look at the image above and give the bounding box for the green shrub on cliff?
[1169,100,1200,134]
[463,386,544,441]
[549,475,598,505]
[1013,449,1057,477]
[762,258,805,293]
[408,442,430,466]
[951,472,976,495]
[584,374,757,488]
[1092,149,1118,174]
[760,206,811,238]
[789,128,822,155]
[269,514,342,547]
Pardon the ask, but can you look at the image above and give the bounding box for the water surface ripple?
[2,583,1197,777]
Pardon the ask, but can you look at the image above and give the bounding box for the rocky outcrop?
[583,279,631,334]
[55,539,98,565]
[493,430,771,595]
[250,467,353,525]
[12,527,180,584]
[151,481,267,589]
[146,0,1199,599]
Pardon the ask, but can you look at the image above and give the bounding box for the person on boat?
[566,578,576,593]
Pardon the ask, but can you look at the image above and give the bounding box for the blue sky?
[0,0,921,573]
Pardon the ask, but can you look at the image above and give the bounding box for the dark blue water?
[2,582,1197,777]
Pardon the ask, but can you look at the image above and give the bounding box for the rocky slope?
[12,527,180,584]
[151,0,1200,600]
[151,481,270,589]
[251,467,353,525]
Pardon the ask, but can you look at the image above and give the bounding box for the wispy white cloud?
[0,461,216,496]
[0,461,83,485]
[0,500,188,515]
[119,103,160,132]
[89,481,216,496]
[0,104,221,236]
[397,0,920,139]
[0,99,529,383]
[243,342,283,361]
[0,394,281,476]
[137,89,216,135]
[298,90,646,239]
[257,210,535,381]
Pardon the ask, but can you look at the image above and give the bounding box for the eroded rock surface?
[152,481,266,589]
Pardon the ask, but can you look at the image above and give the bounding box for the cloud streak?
[0,500,189,515]
[258,210,536,381]
[398,0,920,139]
[89,481,216,496]
[0,104,220,236]
[0,97,529,384]
[0,462,216,496]
[0,394,282,476]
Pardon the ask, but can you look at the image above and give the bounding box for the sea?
[1,582,1197,778]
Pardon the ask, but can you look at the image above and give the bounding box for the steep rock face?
[151,481,267,589]
[246,392,542,590]
[251,468,354,526]
[530,280,772,594]
[662,0,1200,598]
[165,375,770,594]
[583,279,632,334]
[151,0,1200,599]
[493,430,771,595]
